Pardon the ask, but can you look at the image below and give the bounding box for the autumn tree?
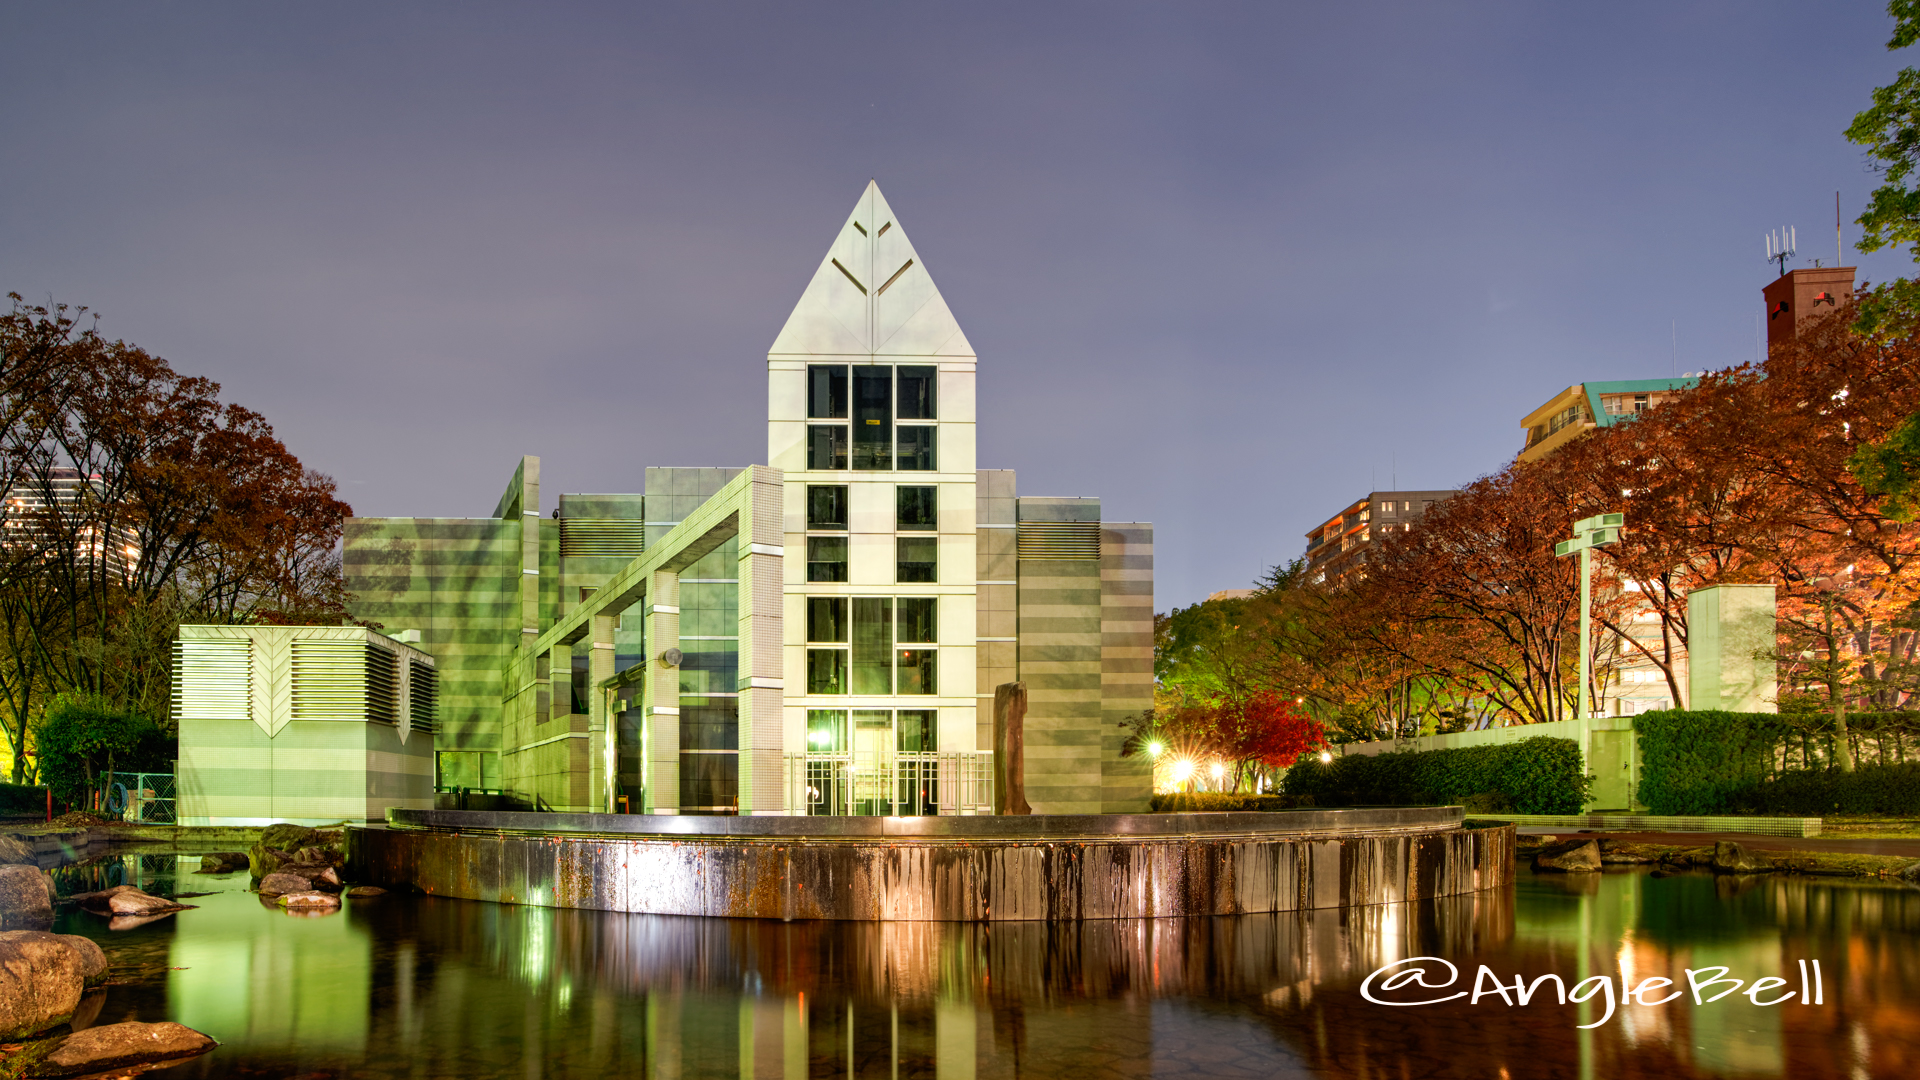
[0,293,351,782]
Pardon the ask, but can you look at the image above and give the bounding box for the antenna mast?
[1766,226,1796,277]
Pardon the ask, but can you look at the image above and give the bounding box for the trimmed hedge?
[1632,709,1920,814]
[0,782,49,816]
[1630,709,1792,815]
[1281,736,1590,815]
[1732,762,1920,816]
[1149,793,1311,812]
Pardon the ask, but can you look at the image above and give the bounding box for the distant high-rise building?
[1303,490,1455,582]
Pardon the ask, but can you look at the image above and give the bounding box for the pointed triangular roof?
[769,181,974,359]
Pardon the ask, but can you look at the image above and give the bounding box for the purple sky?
[3,2,1912,609]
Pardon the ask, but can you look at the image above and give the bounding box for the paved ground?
[1518,826,1920,858]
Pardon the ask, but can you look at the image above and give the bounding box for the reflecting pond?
[49,853,1920,1079]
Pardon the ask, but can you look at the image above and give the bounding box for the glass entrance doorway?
[801,708,939,815]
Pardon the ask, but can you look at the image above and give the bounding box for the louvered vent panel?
[1016,521,1101,560]
[172,639,250,721]
[290,641,368,720]
[560,519,646,558]
[364,644,398,725]
[409,660,437,733]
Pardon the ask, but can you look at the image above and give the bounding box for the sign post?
[1555,512,1624,720]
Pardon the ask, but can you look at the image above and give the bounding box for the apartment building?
[1303,490,1456,582]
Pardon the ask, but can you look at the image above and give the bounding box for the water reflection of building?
[111,863,1920,1078]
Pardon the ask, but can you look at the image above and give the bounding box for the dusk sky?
[4,3,1912,609]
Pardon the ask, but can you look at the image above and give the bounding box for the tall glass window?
[678,539,739,814]
[806,709,847,752]
[896,709,937,752]
[807,425,847,470]
[896,426,936,471]
[852,597,893,694]
[806,597,848,695]
[896,366,936,420]
[897,486,937,530]
[808,365,848,418]
[896,597,937,696]
[807,536,848,582]
[852,366,892,469]
[807,485,848,529]
[896,537,936,583]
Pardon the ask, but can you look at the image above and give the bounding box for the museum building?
[339,182,1154,817]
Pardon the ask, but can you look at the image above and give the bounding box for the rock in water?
[0,835,35,865]
[346,886,387,898]
[53,935,107,985]
[276,890,341,910]
[0,931,82,1040]
[256,873,311,898]
[196,852,249,874]
[317,866,342,888]
[0,865,54,930]
[1711,841,1772,873]
[1533,839,1603,872]
[28,1021,217,1077]
[104,889,183,917]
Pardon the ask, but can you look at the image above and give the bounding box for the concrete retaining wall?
[353,808,1513,922]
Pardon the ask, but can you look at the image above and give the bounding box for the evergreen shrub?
[1280,736,1589,814]
[1631,709,1920,815]
[1629,709,1794,815]
[1732,762,1920,816]
[0,782,48,815]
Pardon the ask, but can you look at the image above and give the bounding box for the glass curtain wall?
[678,538,738,813]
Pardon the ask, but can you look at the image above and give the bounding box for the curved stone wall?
[352,808,1514,922]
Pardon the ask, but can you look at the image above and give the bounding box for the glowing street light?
[1146,740,1164,758]
[1318,750,1333,764]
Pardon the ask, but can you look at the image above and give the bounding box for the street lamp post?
[1555,512,1624,720]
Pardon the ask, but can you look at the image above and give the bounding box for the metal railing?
[783,751,993,816]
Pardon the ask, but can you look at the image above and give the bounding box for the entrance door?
[852,710,893,814]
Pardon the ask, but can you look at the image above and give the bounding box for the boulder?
[196,852,250,874]
[345,885,386,899]
[53,935,106,985]
[1898,861,1920,883]
[27,1021,217,1078]
[0,931,83,1040]
[104,889,184,917]
[0,834,35,865]
[1533,839,1603,873]
[317,867,341,889]
[293,845,340,867]
[276,890,341,910]
[0,864,54,930]
[258,822,321,852]
[1711,841,1773,873]
[256,873,312,898]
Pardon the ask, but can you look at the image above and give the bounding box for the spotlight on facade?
[1170,758,1195,784]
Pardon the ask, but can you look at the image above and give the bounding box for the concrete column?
[738,466,788,814]
[589,613,617,813]
[642,570,681,813]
